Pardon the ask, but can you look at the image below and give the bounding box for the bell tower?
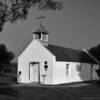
[32,23,49,46]
[32,10,49,46]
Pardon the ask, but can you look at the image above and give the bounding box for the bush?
[13,77,17,83]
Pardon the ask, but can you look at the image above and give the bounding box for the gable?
[46,44,97,64]
[19,40,54,59]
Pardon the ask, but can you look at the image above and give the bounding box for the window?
[66,64,69,75]
[35,33,41,39]
[76,64,81,71]
[42,34,46,40]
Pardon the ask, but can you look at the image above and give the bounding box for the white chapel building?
[18,24,99,85]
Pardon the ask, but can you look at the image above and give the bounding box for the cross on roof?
[36,9,46,25]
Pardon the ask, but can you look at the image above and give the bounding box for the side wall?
[53,61,99,84]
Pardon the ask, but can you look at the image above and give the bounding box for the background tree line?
[0,44,14,74]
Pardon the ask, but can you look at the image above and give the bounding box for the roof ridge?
[48,44,81,52]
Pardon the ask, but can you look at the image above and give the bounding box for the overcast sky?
[0,0,100,62]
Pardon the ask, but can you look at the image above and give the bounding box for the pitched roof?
[32,24,49,34]
[46,44,97,64]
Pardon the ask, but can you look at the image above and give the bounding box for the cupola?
[32,23,49,46]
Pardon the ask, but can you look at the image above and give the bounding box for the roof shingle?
[32,24,49,34]
[46,44,97,64]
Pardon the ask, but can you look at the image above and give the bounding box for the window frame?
[66,64,69,76]
[76,64,82,71]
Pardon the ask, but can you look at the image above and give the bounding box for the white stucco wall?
[52,61,99,85]
[92,64,99,80]
[18,40,56,84]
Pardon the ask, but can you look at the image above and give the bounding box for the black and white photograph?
[0,0,100,100]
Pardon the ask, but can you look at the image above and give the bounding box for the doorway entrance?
[29,62,40,83]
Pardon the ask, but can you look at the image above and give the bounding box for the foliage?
[0,0,62,31]
[88,44,100,61]
[0,44,14,73]
[88,44,100,80]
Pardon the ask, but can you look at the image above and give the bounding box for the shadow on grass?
[0,86,18,97]
[0,73,19,99]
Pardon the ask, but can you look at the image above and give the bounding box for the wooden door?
[30,62,39,82]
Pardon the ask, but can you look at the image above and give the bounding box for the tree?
[0,44,14,73]
[0,0,62,31]
[88,44,100,80]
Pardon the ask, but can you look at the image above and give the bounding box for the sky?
[0,0,100,62]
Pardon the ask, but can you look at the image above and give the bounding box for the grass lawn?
[0,73,100,100]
